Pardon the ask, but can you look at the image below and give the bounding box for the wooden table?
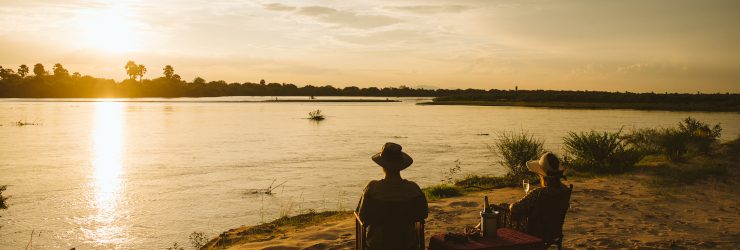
[428,228,546,250]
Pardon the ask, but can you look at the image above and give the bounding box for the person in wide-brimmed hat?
[356,142,428,250]
[506,152,569,215]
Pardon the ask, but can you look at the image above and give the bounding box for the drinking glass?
[523,180,530,194]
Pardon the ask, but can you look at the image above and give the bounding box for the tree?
[137,64,146,81]
[193,77,206,85]
[33,63,46,76]
[125,61,138,80]
[18,64,29,77]
[163,65,174,78]
[72,72,81,78]
[260,79,266,85]
[53,63,69,77]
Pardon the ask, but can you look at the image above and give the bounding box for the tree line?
[433,90,740,108]
[1,62,738,101]
[0,62,486,98]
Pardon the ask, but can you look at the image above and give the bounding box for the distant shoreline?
[0,99,401,103]
[418,101,740,112]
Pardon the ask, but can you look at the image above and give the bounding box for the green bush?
[623,117,722,161]
[678,117,722,154]
[489,129,546,176]
[563,129,644,173]
[422,184,464,201]
[622,127,662,154]
[656,127,690,161]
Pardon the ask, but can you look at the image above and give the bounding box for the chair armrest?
[491,204,510,212]
[354,211,364,226]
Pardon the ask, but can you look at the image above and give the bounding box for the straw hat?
[371,142,413,171]
[526,152,565,176]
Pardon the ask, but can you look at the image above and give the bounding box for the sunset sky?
[1,0,738,92]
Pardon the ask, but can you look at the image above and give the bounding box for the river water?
[0,96,738,249]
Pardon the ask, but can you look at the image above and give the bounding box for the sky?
[1,0,739,93]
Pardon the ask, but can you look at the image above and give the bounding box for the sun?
[78,4,139,52]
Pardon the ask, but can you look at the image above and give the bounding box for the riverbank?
[418,101,740,112]
[202,141,740,250]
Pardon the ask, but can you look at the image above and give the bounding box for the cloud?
[262,3,296,12]
[381,5,472,14]
[262,4,404,29]
[295,6,404,29]
[332,29,434,45]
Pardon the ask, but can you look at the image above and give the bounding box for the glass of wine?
[523,180,530,194]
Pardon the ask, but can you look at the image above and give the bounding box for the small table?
[428,228,546,250]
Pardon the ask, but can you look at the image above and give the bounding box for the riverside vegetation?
[422,117,726,200]
[195,116,735,249]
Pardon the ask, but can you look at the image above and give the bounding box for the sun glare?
[79,5,139,52]
[90,101,125,244]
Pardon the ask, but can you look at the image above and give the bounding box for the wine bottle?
[483,196,493,213]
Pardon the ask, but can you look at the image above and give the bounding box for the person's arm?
[356,183,373,223]
[510,188,542,216]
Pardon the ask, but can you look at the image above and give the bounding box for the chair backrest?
[529,184,573,241]
[362,195,427,226]
[355,194,427,250]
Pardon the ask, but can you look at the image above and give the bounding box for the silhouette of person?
[356,142,428,250]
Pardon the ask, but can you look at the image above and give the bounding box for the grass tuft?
[422,184,464,201]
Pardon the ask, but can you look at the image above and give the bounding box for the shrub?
[678,117,722,140]
[622,127,662,154]
[678,117,722,154]
[422,184,463,201]
[488,129,546,176]
[655,127,690,161]
[308,109,324,120]
[623,117,722,161]
[563,129,644,173]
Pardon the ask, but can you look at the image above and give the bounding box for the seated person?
[509,152,569,216]
[495,152,570,238]
[356,142,428,250]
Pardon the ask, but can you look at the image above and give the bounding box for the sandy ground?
[215,171,740,250]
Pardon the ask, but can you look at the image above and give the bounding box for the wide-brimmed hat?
[372,142,413,171]
[526,152,565,177]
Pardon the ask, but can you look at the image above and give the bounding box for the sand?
[211,168,740,249]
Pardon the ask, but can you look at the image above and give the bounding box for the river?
[0,96,738,249]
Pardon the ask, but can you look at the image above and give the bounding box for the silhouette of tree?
[163,65,174,78]
[72,72,81,78]
[18,64,29,77]
[33,63,46,76]
[53,63,69,77]
[0,66,16,79]
[260,79,266,85]
[173,74,181,81]
[193,77,205,85]
[137,64,147,81]
[125,61,138,80]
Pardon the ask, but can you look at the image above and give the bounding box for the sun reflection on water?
[89,102,125,245]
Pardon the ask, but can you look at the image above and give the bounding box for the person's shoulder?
[364,180,383,189]
[404,180,422,188]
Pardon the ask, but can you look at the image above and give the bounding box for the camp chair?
[354,195,426,250]
[491,184,573,250]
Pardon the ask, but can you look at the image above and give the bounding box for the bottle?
[483,196,492,213]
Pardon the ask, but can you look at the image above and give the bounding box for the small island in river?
[419,90,740,112]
